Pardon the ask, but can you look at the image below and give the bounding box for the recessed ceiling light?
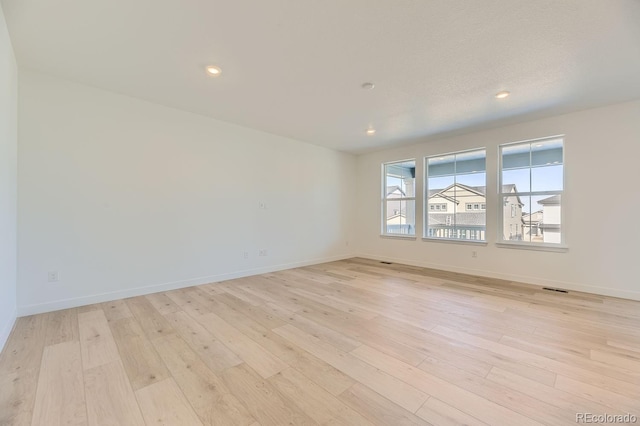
[206,65,222,76]
[495,91,510,99]
[361,82,375,90]
[366,129,376,135]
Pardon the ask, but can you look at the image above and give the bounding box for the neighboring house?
[502,184,525,241]
[426,184,487,240]
[386,185,405,217]
[538,195,561,243]
[426,183,524,241]
[523,210,543,241]
[385,185,413,234]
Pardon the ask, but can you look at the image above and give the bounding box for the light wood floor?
[1,258,639,425]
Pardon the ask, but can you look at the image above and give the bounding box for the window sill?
[422,238,488,246]
[496,242,568,253]
[380,234,417,241]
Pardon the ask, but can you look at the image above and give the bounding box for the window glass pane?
[427,175,454,196]
[427,155,455,177]
[502,196,524,241]
[385,161,415,196]
[425,150,486,241]
[427,209,455,239]
[535,194,562,244]
[531,138,563,166]
[457,172,486,189]
[520,195,533,242]
[500,138,564,245]
[385,199,415,235]
[502,144,530,170]
[502,168,530,193]
[532,164,563,192]
[455,150,486,174]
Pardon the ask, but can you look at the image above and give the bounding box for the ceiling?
[2,1,640,153]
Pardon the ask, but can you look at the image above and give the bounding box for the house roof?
[523,210,543,223]
[427,212,486,227]
[386,186,406,197]
[427,183,486,198]
[428,184,523,205]
[429,193,458,204]
[538,195,561,205]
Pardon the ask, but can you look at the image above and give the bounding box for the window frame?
[497,135,567,250]
[381,159,416,238]
[424,148,487,243]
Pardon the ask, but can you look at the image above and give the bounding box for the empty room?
[1,1,639,425]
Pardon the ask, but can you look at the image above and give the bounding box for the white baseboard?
[356,253,640,301]
[17,253,354,316]
[0,307,17,353]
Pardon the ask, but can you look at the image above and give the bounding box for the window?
[500,136,564,245]
[382,160,415,236]
[425,149,486,241]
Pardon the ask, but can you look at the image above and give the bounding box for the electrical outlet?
[472,251,477,258]
[48,271,59,282]
[244,251,249,259]
[259,249,268,256]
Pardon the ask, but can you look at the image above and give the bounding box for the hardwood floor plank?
[126,296,176,340]
[431,325,640,394]
[144,292,181,315]
[101,299,134,323]
[152,334,256,426]
[31,341,86,426]
[164,311,243,372]
[0,368,39,425]
[339,384,432,426]
[554,375,640,413]
[135,378,204,426]
[109,316,171,390]
[84,361,145,426]
[44,308,79,346]
[590,348,640,372]
[0,315,48,375]
[221,363,317,426]
[350,344,543,426]
[269,367,373,425]
[78,310,120,370]
[165,288,213,317]
[205,302,357,396]
[209,291,287,330]
[416,397,488,426]
[195,312,288,378]
[486,367,613,415]
[274,324,428,413]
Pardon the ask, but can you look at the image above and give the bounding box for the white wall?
[18,71,356,315]
[0,3,17,351]
[356,100,640,300]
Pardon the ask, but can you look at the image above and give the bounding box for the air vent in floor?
[543,287,568,293]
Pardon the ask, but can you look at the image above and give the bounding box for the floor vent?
[380,261,393,265]
[543,287,569,293]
